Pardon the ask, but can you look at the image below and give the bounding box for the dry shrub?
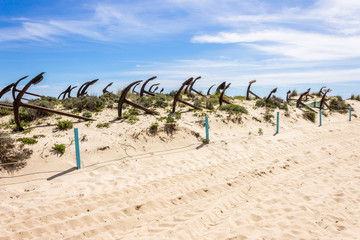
[164,123,177,136]
[0,133,32,173]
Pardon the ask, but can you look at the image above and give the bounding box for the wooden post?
[319,109,322,126]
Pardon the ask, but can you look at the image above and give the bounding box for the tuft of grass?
[82,111,92,118]
[33,134,46,139]
[329,96,349,114]
[96,122,110,128]
[258,128,263,135]
[303,111,316,123]
[219,104,248,114]
[52,143,66,154]
[0,107,12,116]
[17,137,38,144]
[0,132,32,172]
[263,109,274,123]
[149,122,159,134]
[290,90,298,97]
[56,120,73,130]
[166,116,175,123]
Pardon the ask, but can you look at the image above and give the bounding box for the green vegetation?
[62,95,105,112]
[329,96,349,114]
[303,111,316,123]
[96,122,110,128]
[56,120,73,130]
[149,122,159,134]
[0,107,12,116]
[33,134,46,139]
[166,116,175,123]
[258,128,263,135]
[0,132,32,172]
[52,143,66,154]
[263,110,274,122]
[219,104,248,114]
[82,111,92,118]
[350,94,360,101]
[290,90,298,97]
[255,97,288,111]
[17,137,38,144]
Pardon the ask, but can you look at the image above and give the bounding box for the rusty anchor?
[149,83,160,93]
[296,88,316,112]
[159,88,164,94]
[118,81,158,118]
[140,76,157,97]
[172,78,200,113]
[207,84,216,95]
[215,82,226,94]
[77,79,98,97]
[319,88,331,110]
[12,73,94,131]
[266,88,278,102]
[132,82,141,94]
[319,86,326,96]
[188,76,204,96]
[286,90,297,103]
[102,82,113,94]
[58,85,77,100]
[219,82,231,106]
[0,84,15,108]
[246,80,261,100]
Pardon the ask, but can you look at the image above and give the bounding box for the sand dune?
[1,99,360,239]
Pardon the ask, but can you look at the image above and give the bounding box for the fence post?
[205,116,209,143]
[319,109,322,126]
[74,128,81,169]
[276,112,279,134]
[349,107,352,121]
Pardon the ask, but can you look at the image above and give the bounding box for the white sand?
[1,99,360,239]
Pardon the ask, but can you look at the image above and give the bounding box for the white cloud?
[193,30,360,60]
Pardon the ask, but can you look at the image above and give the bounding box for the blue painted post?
[276,112,279,134]
[74,128,81,169]
[349,107,352,121]
[319,109,322,126]
[205,116,209,143]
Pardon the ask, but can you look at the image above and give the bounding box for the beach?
[1,99,360,239]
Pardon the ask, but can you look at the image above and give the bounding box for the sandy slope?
[1,99,360,239]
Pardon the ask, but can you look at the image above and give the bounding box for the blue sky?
[1,0,360,99]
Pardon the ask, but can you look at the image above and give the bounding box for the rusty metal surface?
[172,78,200,113]
[266,88,277,102]
[296,88,315,112]
[215,82,226,94]
[246,80,260,100]
[102,82,113,94]
[189,76,203,96]
[132,82,141,94]
[118,80,158,117]
[149,83,160,93]
[77,79,98,97]
[140,76,157,97]
[207,84,216,95]
[319,88,331,110]
[319,86,327,96]
[219,82,231,106]
[12,73,94,131]
[286,90,298,103]
[58,85,77,100]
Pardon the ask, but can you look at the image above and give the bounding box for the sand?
[1,99,360,239]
